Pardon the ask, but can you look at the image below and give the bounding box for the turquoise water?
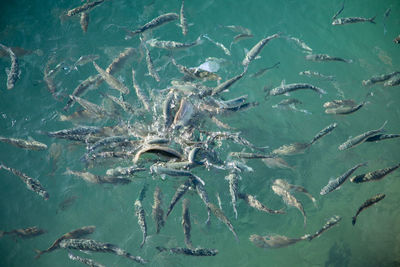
[0,0,400,266]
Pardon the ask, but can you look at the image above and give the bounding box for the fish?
[173,98,195,128]
[384,74,400,87]
[132,68,150,110]
[272,181,307,227]
[134,145,182,163]
[352,193,385,225]
[365,133,400,142]
[105,166,145,177]
[225,172,239,219]
[308,215,341,241]
[47,126,102,139]
[272,142,310,156]
[216,192,223,210]
[182,199,193,249]
[152,187,165,234]
[35,225,96,258]
[210,70,247,96]
[134,198,147,248]
[274,179,316,206]
[104,94,136,114]
[332,16,376,25]
[320,162,367,195]
[156,246,218,256]
[150,164,204,185]
[325,101,367,115]
[223,25,252,35]
[299,70,335,80]
[93,61,130,94]
[68,253,106,267]
[323,99,356,108]
[73,54,100,70]
[362,71,400,86]
[88,135,136,153]
[147,36,202,50]
[202,34,231,56]
[250,62,280,78]
[143,42,160,82]
[194,180,212,225]
[56,195,78,214]
[127,13,179,38]
[383,7,391,35]
[0,136,47,150]
[272,98,310,114]
[69,95,108,117]
[229,152,273,159]
[0,164,49,200]
[242,33,279,67]
[80,12,89,33]
[172,58,221,81]
[208,203,239,241]
[58,238,147,264]
[0,43,21,90]
[0,46,42,58]
[179,0,188,35]
[309,123,337,145]
[262,157,295,170]
[67,0,105,17]
[63,74,102,111]
[350,163,400,183]
[305,53,352,63]
[394,35,400,44]
[232,33,254,43]
[0,226,46,239]
[250,234,309,249]
[268,81,326,96]
[338,121,387,150]
[332,0,345,20]
[238,192,285,214]
[286,36,313,53]
[166,179,193,217]
[64,168,102,184]
[105,47,136,75]
[163,90,176,129]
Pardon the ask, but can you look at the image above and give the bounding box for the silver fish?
[225,172,239,219]
[80,12,89,33]
[67,0,105,17]
[64,74,102,111]
[211,70,247,96]
[0,43,20,90]
[68,253,106,267]
[229,152,273,159]
[35,225,95,258]
[309,123,337,145]
[156,246,218,256]
[305,53,352,63]
[250,62,280,78]
[352,193,385,225]
[182,199,193,249]
[166,178,193,217]
[104,94,136,114]
[242,33,279,67]
[323,99,356,108]
[73,54,99,69]
[105,166,145,177]
[250,234,309,249]
[232,33,253,43]
[299,70,335,80]
[287,36,313,53]
[325,101,367,115]
[269,82,326,96]
[163,90,175,129]
[64,168,102,184]
[308,215,341,241]
[132,68,150,111]
[152,187,165,234]
[338,121,387,150]
[127,13,179,38]
[320,162,367,195]
[180,0,188,35]
[143,43,160,82]
[58,238,147,264]
[0,164,49,200]
[208,203,239,241]
[134,199,147,248]
[93,61,130,94]
[0,226,46,239]
[273,179,316,207]
[69,95,108,117]
[262,157,295,170]
[147,36,202,50]
[272,181,306,227]
[202,34,231,56]
[272,142,310,156]
[0,136,47,150]
[332,16,376,25]
[350,163,400,183]
[362,71,400,86]
[238,192,285,214]
[194,179,212,225]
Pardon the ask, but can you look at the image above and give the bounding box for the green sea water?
[0,0,400,266]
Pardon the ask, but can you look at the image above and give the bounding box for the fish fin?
[352,216,357,225]
[280,79,286,87]
[284,92,290,96]
[369,16,376,24]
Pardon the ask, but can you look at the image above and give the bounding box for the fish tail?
[156,246,167,253]
[352,216,357,225]
[369,16,376,24]
[34,249,43,259]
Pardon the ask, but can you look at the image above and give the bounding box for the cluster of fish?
[0,0,399,266]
